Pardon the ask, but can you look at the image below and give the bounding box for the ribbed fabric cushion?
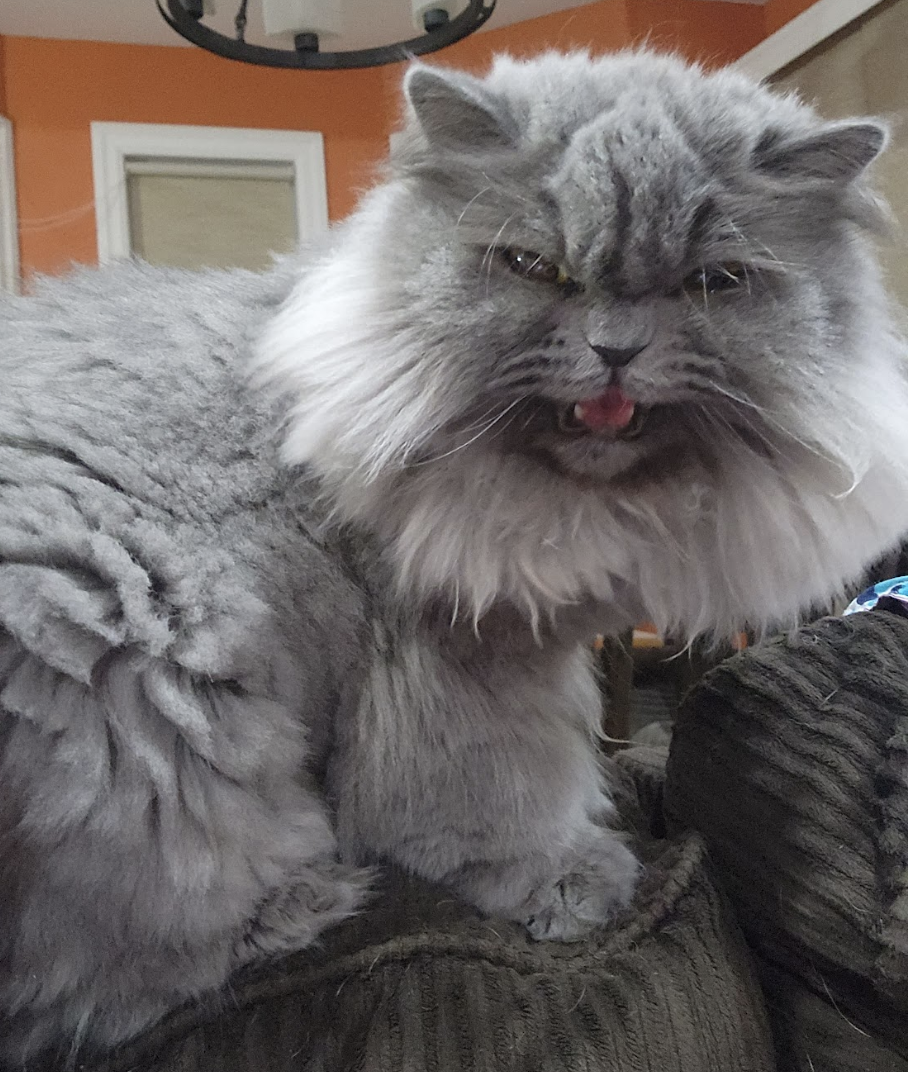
[664,611,908,1072]
[75,767,775,1072]
[614,746,669,837]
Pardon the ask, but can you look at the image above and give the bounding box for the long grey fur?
[3,50,908,1065]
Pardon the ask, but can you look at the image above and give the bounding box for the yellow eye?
[499,247,574,288]
[683,262,749,297]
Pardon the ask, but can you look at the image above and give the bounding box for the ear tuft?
[754,120,887,184]
[404,65,516,152]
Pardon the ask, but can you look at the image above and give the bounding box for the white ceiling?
[0,0,604,54]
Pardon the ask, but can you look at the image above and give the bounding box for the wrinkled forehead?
[547,103,719,293]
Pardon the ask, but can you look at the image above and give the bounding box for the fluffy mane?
[252,51,908,640]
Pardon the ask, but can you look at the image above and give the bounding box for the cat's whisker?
[480,171,531,204]
[456,187,492,229]
[701,392,781,450]
[408,398,525,466]
[695,402,772,465]
[708,380,768,415]
[754,255,804,272]
[481,214,518,290]
[708,388,827,466]
[707,381,835,464]
[748,236,795,271]
[681,287,710,320]
[705,377,809,432]
[742,262,753,296]
[719,215,803,273]
[454,400,513,437]
[450,580,461,628]
[706,390,841,477]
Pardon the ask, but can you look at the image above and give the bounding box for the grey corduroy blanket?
[62,610,908,1071]
[667,609,908,1072]
[78,756,773,1072]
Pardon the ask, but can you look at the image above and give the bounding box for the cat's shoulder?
[0,258,310,527]
[0,259,293,384]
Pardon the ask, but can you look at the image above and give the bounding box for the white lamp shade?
[411,0,460,33]
[262,0,343,39]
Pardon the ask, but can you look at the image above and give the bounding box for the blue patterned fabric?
[844,576,908,619]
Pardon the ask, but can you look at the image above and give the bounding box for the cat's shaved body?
[3,51,908,1064]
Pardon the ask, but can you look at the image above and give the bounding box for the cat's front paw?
[524,835,639,942]
[235,861,372,964]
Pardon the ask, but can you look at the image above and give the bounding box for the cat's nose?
[589,342,647,368]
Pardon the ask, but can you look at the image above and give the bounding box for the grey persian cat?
[3,49,908,1064]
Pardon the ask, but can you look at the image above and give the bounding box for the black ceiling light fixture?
[158,0,497,69]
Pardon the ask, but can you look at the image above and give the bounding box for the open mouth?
[556,386,649,440]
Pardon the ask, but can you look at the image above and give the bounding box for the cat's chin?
[543,441,674,486]
[511,400,687,486]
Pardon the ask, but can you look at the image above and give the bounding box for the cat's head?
[257,51,908,635]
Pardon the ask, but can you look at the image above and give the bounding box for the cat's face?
[257,51,908,632]
[371,52,887,486]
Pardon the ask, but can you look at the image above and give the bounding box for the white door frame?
[90,121,328,265]
[734,0,887,78]
[0,117,20,293]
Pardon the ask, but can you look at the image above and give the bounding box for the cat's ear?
[404,65,516,151]
[753,120,887,184]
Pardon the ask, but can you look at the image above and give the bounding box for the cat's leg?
[0,636,368,1065]
[331,631,638,941]
[454,817,639,942]
[233,858,370,965]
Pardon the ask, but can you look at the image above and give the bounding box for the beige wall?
[772,0,908,310]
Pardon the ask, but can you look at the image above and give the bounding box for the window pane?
[127,167,298,271]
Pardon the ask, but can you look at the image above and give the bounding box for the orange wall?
[1,0,822,281]
[763,0,822,33]
[0,37,6,114]
[449,0,768,68]
[383,0,769,90]
[624,0,766,64]
[379,0,800,141]
[439,0,633,64]
[2,36,389,278]
[378,0,634,133]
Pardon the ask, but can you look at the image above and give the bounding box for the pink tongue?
[575,386,636,431]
